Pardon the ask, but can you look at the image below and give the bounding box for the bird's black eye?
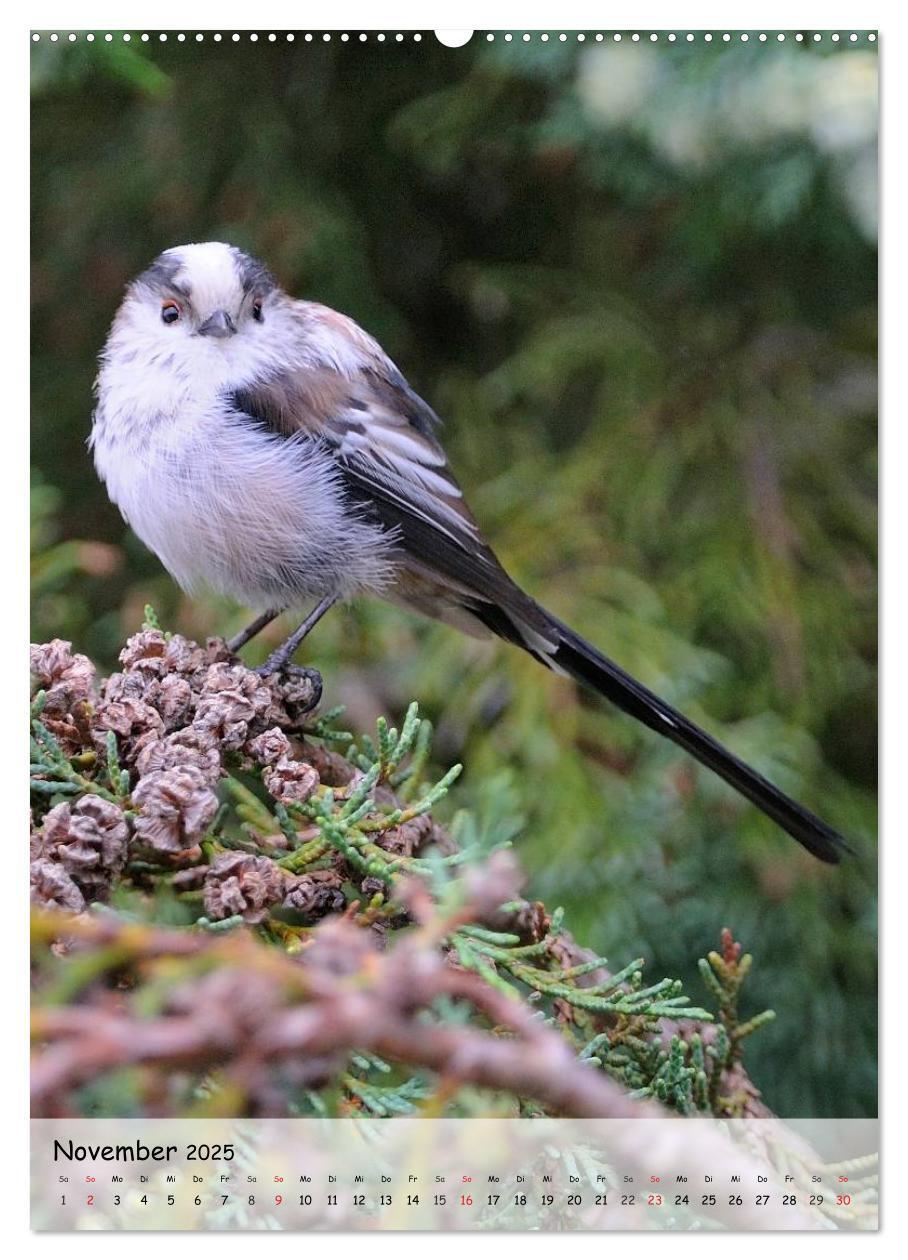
[161,301,181,325]
[252,297,264,323]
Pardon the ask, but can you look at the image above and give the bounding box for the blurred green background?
[31,32,877,1116]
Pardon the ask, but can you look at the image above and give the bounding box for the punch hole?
[434,30,473,47]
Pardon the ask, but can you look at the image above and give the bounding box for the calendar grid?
[32,1117,878,1231]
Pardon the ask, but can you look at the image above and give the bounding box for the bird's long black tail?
[481,597,850,864]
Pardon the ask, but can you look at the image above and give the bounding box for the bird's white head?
[125,241,277,346]
[95,242,294,426]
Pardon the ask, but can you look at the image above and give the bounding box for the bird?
[91,241,850,865]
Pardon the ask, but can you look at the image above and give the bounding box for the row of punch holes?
[32,31,878,45]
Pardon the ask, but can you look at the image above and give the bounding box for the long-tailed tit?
[92,242,850,863]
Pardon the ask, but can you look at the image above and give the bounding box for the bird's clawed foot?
[234,596,337,715]
[249,596,337,682]
[254,645,300,678]
[254,662,324,715]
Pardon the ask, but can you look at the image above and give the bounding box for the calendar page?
[29,25,878,1234]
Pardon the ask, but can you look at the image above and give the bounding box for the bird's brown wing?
[226,331,555,648]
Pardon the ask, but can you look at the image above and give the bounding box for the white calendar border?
[12,3,898,34]
[6,2,896,1251]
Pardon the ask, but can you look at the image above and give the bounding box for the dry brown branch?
[32,891,641,1121]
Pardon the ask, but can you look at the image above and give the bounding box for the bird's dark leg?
[254,595,337,677]
[226,608,281,653]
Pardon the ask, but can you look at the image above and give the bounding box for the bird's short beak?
[198,310,237,339]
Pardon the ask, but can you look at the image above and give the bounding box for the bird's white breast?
[91,329,393,611]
